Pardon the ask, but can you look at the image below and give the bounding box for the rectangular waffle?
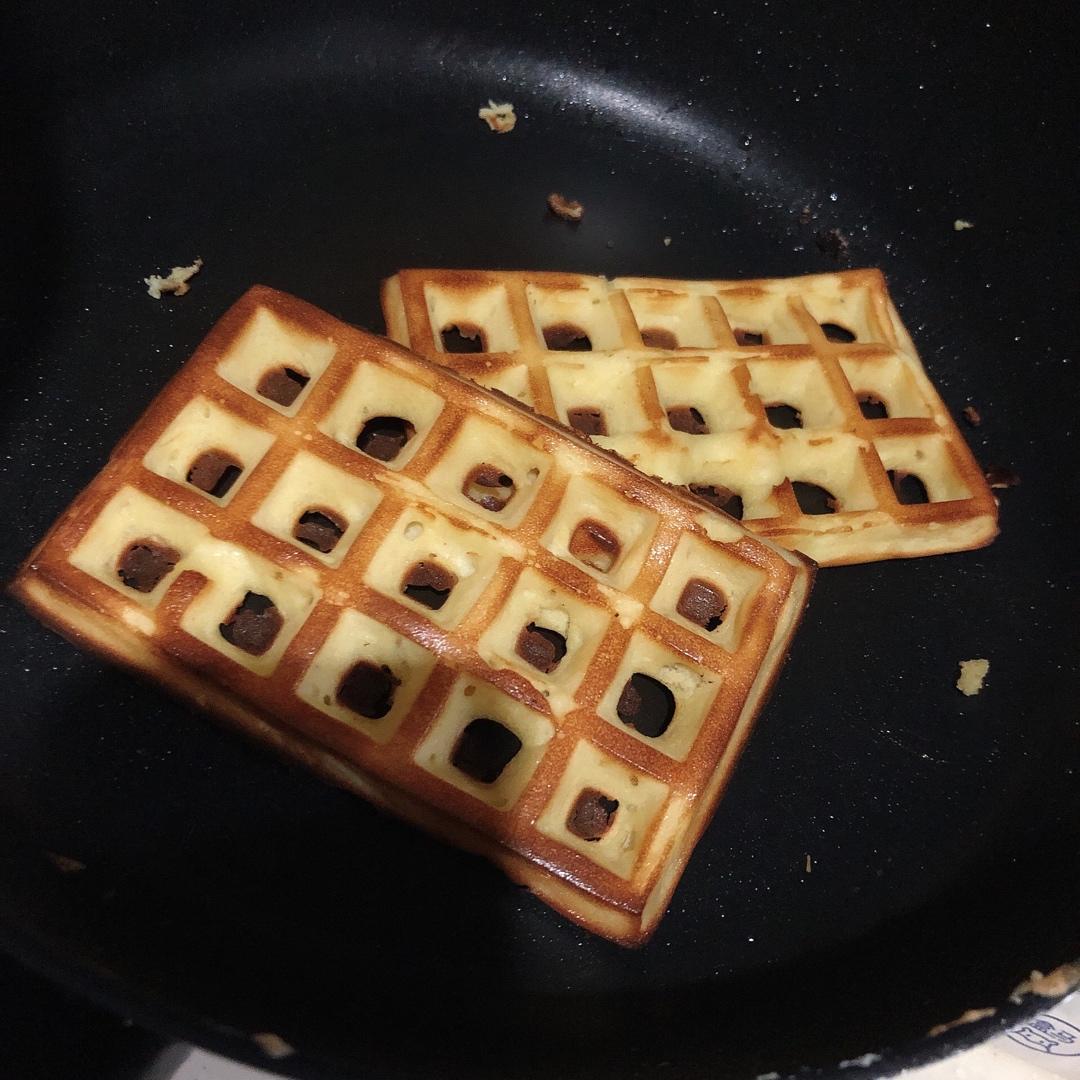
[10,286,813,945]
[382,268,998,565]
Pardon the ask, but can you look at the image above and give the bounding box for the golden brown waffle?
[382,269,998,565]
[11,286,813,945]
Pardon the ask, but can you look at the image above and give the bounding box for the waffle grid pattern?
[382,269,998,565]
[13,287,811,944]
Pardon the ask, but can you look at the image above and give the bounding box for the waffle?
[10,286,813,945]
[382,269,998,565]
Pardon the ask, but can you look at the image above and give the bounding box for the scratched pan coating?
[1,2,1078,1078]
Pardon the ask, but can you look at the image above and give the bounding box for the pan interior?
[2,4,1078,1078]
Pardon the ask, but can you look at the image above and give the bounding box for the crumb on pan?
[1010,963,1080,1003]
[927,1007,996,1038]
[547,192,584,222]
[815,227,849,260]
[252,1032,295,1059]
[954,218,976,231]
[984,464,1020,489]
[798,205,814,225]
[478,100,516,133]
[956,658,989,696]
[145,257,203,299]
[962,405,982,427]
[44,851,86,874]
[805,853,812,873]
[663,236,672,246]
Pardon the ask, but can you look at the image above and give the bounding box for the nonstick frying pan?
[2,2,1078,1077]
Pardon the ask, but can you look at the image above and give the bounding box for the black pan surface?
[2,2,1078,1077]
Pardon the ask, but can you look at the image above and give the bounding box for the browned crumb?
[927,1007,996,1037]
[805,854,812,873]
[478,100,516,134]
[962,405,982,427]
[44,851,86,874]
[252,1032,295,1059]
[548,192,584,222]
[1010,962,1080,1003]
[984,464,1020,489]
[798,206,814,225]
[815,228,849,259]
[144,257,203,299]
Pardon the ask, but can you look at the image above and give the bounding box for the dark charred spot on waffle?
[402,561,457,610]
[567,788,620,841]
[543,323,592,351]
[820,322,857,344]
[734,328,768,347]
[567,407,608,436]
[568,519,621,573]
[516,622,567,674]
[357,416,416,462]
[677,578,728,632]
[889,470,930,505]
[451,718,522,784]
[336,661,400,720]
[766,403,803,429]
[441,323,487,353]
[187,449,243,498]
[815,227,850,260]
[219,592,283,656]
[641,327,678,349]
[689,483,744,520]
[617,673,676,738]
[667,406,709,435]
[293,507,346,554]
[116,539,180,593]
[984,464,1020,489]
[857,393,889,420]
[792,481,839,515]
[462,464,516,511]
[256,366,309,407]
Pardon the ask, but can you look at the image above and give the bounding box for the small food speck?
[815,227,849,260]
[805,854,812,873]
[144,257,203,299]
[547,192,584,222]
[1010,962,1080,1002]
[478,100,516,133]
[252,1032,295,1059]
[44,851,86,874]
[663,236,672,246]
[927,1007,996,1037]
[798,205,814,225]
[954,219,976,231]
[956,658,989,696]
[962,405,982,427]
[984,464,1020,489]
